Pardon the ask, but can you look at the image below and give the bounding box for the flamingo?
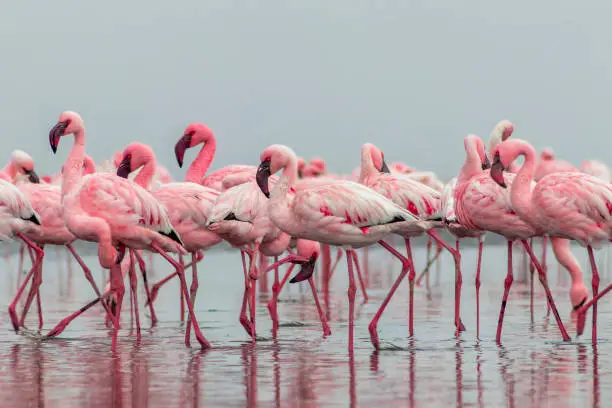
[357,143,463,339]
[255,144,439,351]
[116,142,222,342]
[46,111,209,349]
[454,135,571,342]
[0,150,40,184]
[580,160,611,183]
[490,138,612,344]
[534,147,577,181]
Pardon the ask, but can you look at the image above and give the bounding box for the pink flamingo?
[580,160,611,183]
[173,122,257,191]
[255,144,441,351]
[358,143,463,339]
[116,142,222,341]
[454,135,571,342]
[490,138,612,344]
[534,147,577,181]
[46,111,209,348]
[0,150,40,184]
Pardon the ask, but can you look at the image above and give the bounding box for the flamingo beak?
[174,134,192,168]
[482,155,491,170]
[490,155,507,188]
[289,254,317,283]
[49,121,68,154]
[256,160,272,198]
[116,156,132,179]
[380,157,391,174]
[25,169,40,184]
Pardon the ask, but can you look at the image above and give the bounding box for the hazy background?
[0,0,609,180]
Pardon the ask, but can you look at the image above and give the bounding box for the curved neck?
[271,158,298,199]
[62,129,86,198]
[134,159,156,188]
[186,138,216,183]
[456,146,482,187]
[358,149,377,182]
[509,144,538,225]
[0,162,17,182]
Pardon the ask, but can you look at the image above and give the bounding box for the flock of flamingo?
[0,111,611,352]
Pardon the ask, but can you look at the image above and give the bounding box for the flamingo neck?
[509,143,538,226]
[134,159,156,188]
[272,159,298,199]
[62,129,86,199]
[550,237,582,285]
[186,138,216,183]
[358,149,377,182]
[0,162,17,182]
[456,146,482,187]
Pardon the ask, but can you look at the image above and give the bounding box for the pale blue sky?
[1,0,609,180]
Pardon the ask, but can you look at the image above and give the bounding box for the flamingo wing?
[152,182,219,227]
[293,180,416,228]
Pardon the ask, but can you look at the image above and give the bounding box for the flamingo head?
[49,111,84,154]
[11,150,39,183]
[175,123,214,168]
[490,138,527,188]
[499,120,515,140]
[297,157,306,178]
[540,147,555,161]
[117,142,155,179]
[464,134,490,171]
[257,144,296,198]
[362,143,390,174]
[289,239,320,283]
[309,157,328,176]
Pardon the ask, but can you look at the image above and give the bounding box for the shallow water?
[0,241,610,407]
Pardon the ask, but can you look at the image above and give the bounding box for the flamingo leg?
[179,253,185,323]
[521,240,570,341]
[496,240,514,343]
[307,276,331,336]
[46,292,114,338]
[185,251,200,347]
[19,243,44,329]
[416,245,443,287]
[577,279,612,335]
[151,244,210,348]
[587,246,599,345]
[327,249,344,281]
[346,249,357,353]
[454,239,463,335]
[9,235,44,331]
[128,251,141,341]
[426,230,464,331]
[321,244,331,288]
[268,256,280,334]
[132,250,158,324]
[475,238,484,339]
[368,240,413,348]
[239,250,254,337]
[65,243,118,329]
[16,243,25,287]
[145,252,204,306]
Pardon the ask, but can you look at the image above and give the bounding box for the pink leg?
[587,246,599,345]
[9,235,44,331]
[66,244,118,329]
[521,240,570,341]
[146,252,204,306]
[404,239,416,336]
[496,240,514,343]
[346,249,357,353]
[307,276,331,336]
[351,251,368,302]
[475,238,484,339]
[46,292,114,337]
[368,240,413,348]
[416,245,443,286]
[133,250,158,324]
[110,262,125,328]
[152,244,211,348]
[185,251,200,346]
[327,249,344,282]
[267,264,297,337]
[577,279,612,335]
[454,239,463,335]
[128,251,141,341]
[268,256,280,335]
[239,251,254,337]
[19,243,45,328]
[179,253,185,323]
[321,244,331,287]
[426,230,464,331]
